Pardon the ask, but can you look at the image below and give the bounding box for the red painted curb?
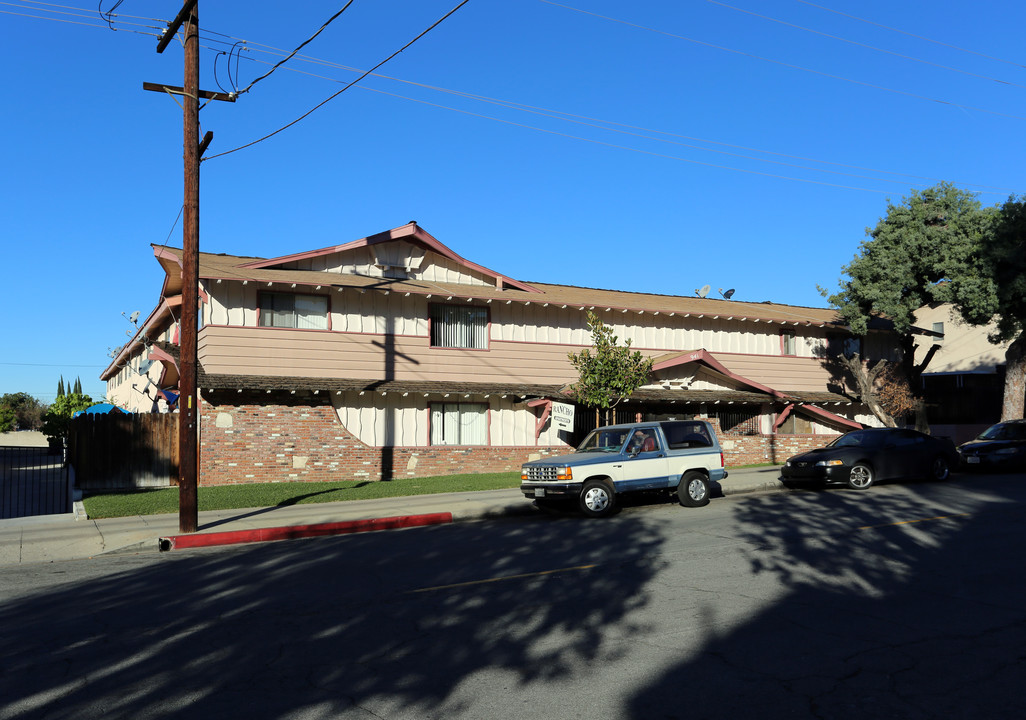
[159,512,453,551]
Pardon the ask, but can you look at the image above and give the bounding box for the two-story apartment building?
[913,302,1007,443]
[102,222,897,485]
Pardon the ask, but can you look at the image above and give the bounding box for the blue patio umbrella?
[73,403,129,418]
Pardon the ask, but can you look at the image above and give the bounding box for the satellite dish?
[720,288,735,300]
[695,284,710,298]
[129,311,140,324]
[138,359,154,375]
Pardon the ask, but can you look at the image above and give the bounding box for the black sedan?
[957,420,1026,471]
[781,427,957,490]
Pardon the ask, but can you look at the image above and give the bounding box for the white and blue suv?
[520,420,728,517]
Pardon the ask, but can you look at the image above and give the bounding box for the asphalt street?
[2,472,1025,719]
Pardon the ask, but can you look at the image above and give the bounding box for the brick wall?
[706,417,838,467]
[198,391,566,486]
[198,392,840,486]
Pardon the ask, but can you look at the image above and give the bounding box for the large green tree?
[950,195,1026,419]
[0,404,15,434]
[826,183,995,428]
[567,311,654,426]
[0,392,46,431]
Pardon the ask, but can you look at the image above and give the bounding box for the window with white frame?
[781,331,797,356]
[430,402,487,445]
[258,291,328,329]
[430,303,488,349]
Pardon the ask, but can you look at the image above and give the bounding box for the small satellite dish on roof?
[138,359,154,375]
[695,285,710,298]
[720,288,735,300]
[129,311,140,324]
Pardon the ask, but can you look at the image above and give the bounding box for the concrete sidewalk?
[0,466,785,566]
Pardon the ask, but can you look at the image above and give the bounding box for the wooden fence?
[69,414,178,490]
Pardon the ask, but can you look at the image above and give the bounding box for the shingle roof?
[156,244,866,329]
[196,371,852,406]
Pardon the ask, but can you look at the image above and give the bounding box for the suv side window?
[662,421,713,449]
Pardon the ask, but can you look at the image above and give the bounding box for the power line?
[203,0,472,161]
[0,362,107,368]
[1,0,163,33]
[352,86,895,194]
[234,1,356,97]
[703,0,1026,90]
[199,38,1021,195]
[793,0,1026,70]
[537,1,1026,123]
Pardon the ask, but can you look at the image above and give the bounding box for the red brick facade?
[198,391,567,486]
[198,392,839,486]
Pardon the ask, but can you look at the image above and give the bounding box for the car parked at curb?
[781,427,957,490]
[957,420,1026,471]
[520,420,727,517]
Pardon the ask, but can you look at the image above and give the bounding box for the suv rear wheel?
[678,471,710,508]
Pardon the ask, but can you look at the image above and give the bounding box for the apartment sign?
[552,402,575,432]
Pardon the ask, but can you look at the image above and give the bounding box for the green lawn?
[82,472,523,519]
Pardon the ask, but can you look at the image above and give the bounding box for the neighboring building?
[102,222,899,485]
[914,302,1007,443]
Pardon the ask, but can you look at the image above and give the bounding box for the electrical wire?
[213,41,244,95]
[203,0,472,162]
[702,0,1026,91]
[1,0,162,33]
[793,0,1026,70]
[342,86,894,194]
[97,0,122,30]
[195,37,1021,195]
[234,1,356,97]
[538,1,1026,123]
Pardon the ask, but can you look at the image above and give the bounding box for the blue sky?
[2,0,1023,404]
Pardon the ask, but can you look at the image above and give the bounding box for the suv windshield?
[576,429,630,453]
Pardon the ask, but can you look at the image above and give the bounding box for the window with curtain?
[429,303,488,349]
[781,331,797,356]
[430,403,487,445]
[258,292,328,329]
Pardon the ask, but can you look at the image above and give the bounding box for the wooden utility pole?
[178,2,199,533]
[147,0,232,532]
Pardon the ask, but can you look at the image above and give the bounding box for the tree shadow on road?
[0,511,667,719]
[627,477,1026,719]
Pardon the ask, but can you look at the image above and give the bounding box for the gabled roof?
[236,222,540,294]
[151,221,868,329]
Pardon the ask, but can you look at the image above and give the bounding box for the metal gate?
[0,445,72,519]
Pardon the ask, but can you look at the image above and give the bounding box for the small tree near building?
[567,311,654,426]
[41,392,94,451]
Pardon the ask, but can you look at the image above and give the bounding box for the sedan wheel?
[847,463,874,490]
[930,456,951,481]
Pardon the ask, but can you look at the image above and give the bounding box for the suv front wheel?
[579,479,616,518]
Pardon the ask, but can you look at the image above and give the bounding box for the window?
[258,292,328,329]
[778,413,813,434]
[827,334,861,358]
[431,403,487,445]
[430,304,488,349]
[662,421,714,449]
[781,331,797,356]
